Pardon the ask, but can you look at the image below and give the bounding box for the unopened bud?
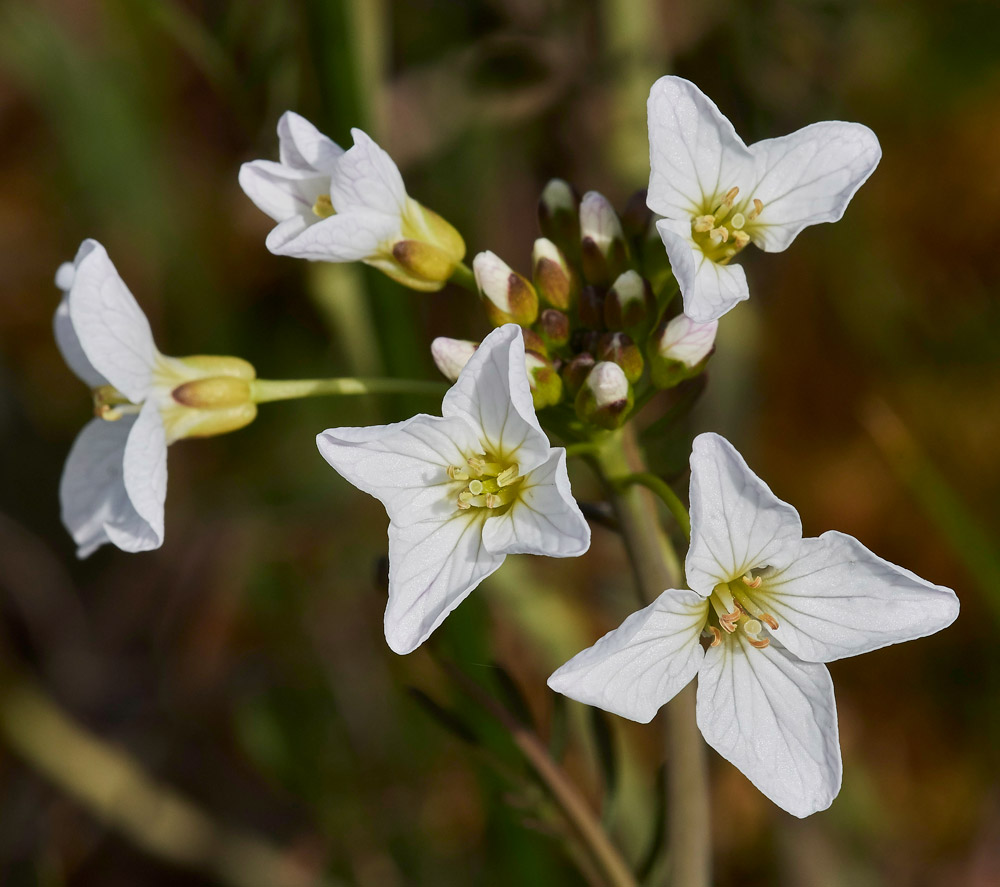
[538,179,580,257]
[526,352,563,410]
[431,337,478,382]
[621,189,653,241]
[604,270,655,331]
[649,314,718,389]
[578,285,606,330]
[473,251,539,327]
[575,361,633,430]
[596,332,643,383]
[539,309,570,349]
[580,191,629,286]
[521,327,548,357]
[532,238,578,310]
[382,200,466,292]
[561,352,596,398]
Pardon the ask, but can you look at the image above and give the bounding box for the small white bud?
[656,314,718,368]
[431,338,478,382]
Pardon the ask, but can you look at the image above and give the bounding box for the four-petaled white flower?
[549,432,958,817]
[55,240,257,557]
[646,76,881,323]
[239,113,465,291]
[316,324,591,655]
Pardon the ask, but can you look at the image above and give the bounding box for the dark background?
[0,1,998,885]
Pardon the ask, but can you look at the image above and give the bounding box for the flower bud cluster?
[447,182,718,431]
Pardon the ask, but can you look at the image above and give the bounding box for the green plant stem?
[250,377,447,404]
[614,473,691,541]
[591,428,711,887]
[448,261,477,292]
[0,666,343,887]
[445,665,638,887]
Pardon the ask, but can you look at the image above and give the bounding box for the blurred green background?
[0,0,998,885]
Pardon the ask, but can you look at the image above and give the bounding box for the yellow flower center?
[690,187,763,265]
[313,193,335,219]
[704,569,779,651]
[448,454,522,513]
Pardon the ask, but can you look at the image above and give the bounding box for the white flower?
[646,76,881,323]
[316,324,591,654]
[55,240,256,557]
[549,432,958,817]
[240,115,465,291]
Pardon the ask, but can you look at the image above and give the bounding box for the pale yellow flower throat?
[704,569,780,650]
[691,187,764,265]
[448,455,522,512]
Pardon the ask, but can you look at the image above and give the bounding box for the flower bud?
[382,201,466,292]
[431,337,478,382]
[532,238,578,310]
[579,191,629,286]
[473,251,539,327]
[578,285,606,330]
[620,189,653,241]
[521,327,548,357]
[575,360,633,430]
[648,314,718,389]
[526,352,563,410]
[539,308,570,349]
[596,332,643,384]
[538,178,580,258]
[561,352,595,398]
[604,270,655,331]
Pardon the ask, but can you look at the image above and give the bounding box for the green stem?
[614,473,691,541]
[448,261,478,293]
[591,429,711,887]
[250,377,448,404]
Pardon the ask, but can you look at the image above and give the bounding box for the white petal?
[686,433,802,595]
[441,324,550,473]
[276,111,344,173]
[118,400,167,550]
[656,313,718,368]
[747,121,881,253]
[59,416,162,557]
[66,240,156,403]
[53,297,104,388]
[696,636,842,817]
[646,76,752,219]
[238,160,329,223]
[751,530,959,663]
[548,589,708,723]
[316,413,481,527]
[385,512,504,654]
[481,449,590,557]
[329,128,407,218]
[265,210,398,262]
[656,219,749,323]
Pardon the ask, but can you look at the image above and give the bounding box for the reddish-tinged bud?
[596,332,643,383]
[621,189,652,241]
[539,308,570,349]
[604,270,655,331]
[473,251,539,327]
[532,238,578,310]
[538,179,581,258]
[521,327,548,357]
[580,191,628,286]
[578,285,606,330]
[525,352,563,409]
[561,352,596,397]
[575,361,633,430]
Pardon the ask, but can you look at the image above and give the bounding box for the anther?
[732,230,750,249]
[743,572,762,589]
[467,456,486,476]
[456,496,471,510]
[748,637,770,649]
[447,465,469,481]
[693,215,715,232]
[759,613,779,631]
[312,194,334,218]
[96,404,123,421]
[709,227,729,244]
[707,626,722,647]
[748,198,763,220]
[497,466,519,487]
[485,493,501,508]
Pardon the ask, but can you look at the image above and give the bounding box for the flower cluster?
[51,74,957,822]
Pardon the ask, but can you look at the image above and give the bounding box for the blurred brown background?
[0,0,998,885]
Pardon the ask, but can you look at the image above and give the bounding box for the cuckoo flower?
[549,432,958,817]
[55,240,257,557]
[316,324,590,655]
[647,76,881,322]
[240,114,465,291]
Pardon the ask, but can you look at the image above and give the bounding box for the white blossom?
[647,76,881,322]
[549,432,958,817]
[317,324,590,654]
[240,115,464,290]
[54,240,256,557]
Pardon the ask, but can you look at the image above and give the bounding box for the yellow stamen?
[447,465,469,481]
[748,198,763,220]
[312,194,334,218]
[693,215,716,232]
[707,626,722,647]
[748,637,770,649]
